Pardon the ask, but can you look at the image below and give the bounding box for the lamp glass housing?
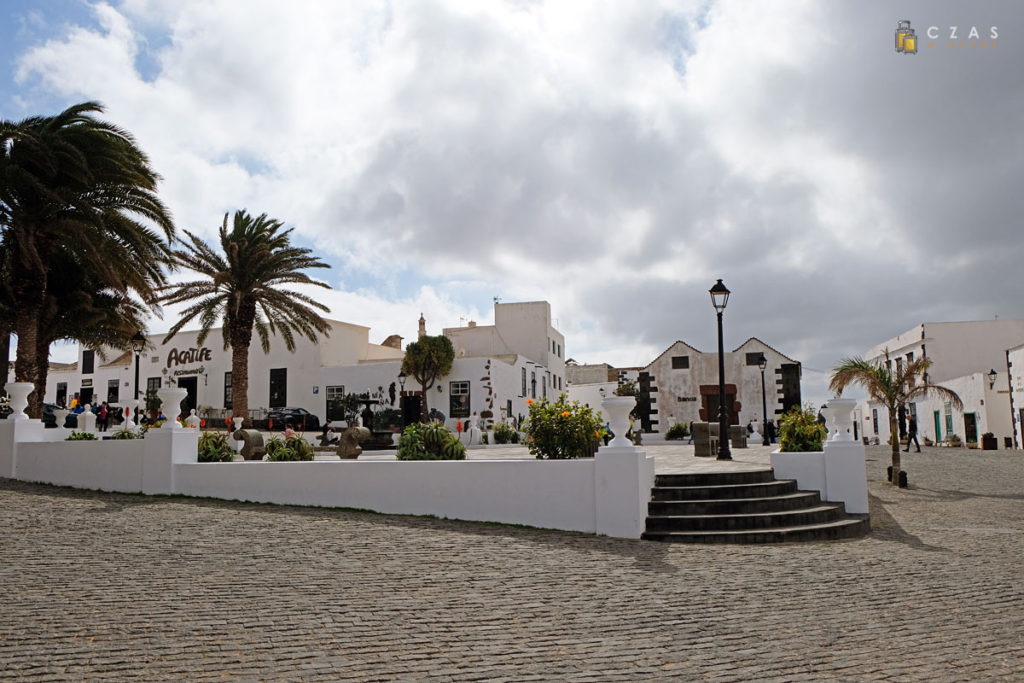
[709,279,730,313]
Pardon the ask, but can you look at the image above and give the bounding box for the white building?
[858,320,1024,448]
[567,338,803,434]
[45,319,404,419]
[42,301,565,431]
[1005,343,1024,448]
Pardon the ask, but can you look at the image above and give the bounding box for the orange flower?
[526,399,533,405]
[561,411,571,417]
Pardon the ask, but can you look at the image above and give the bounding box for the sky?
[2,0,1022,407]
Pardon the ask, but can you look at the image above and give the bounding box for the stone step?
[650,480,798,501]
[648,491,822,516]
[641,517,870,544]
[645,505,845,532]
[654,469,775,487]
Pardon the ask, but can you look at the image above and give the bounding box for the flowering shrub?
[778,405,827,452]
[523,395,602,459]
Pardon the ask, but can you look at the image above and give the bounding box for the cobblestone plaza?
[1,445,1022,680]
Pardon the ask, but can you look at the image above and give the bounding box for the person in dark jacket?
[905,416,920,452]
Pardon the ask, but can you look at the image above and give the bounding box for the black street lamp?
[758,352,770,446]
[709,279,731,460]
[130,331,146,402]
[397,371,406,392]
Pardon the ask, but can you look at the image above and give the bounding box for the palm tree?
[0,102,175,416]
[159,210,331,422]
[830,351,962,485]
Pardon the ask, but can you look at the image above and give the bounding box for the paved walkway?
[1,445,1022,680]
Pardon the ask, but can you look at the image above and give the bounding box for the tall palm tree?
[159,210,331,422]
[830,351,962,485]
[0,102,175,416]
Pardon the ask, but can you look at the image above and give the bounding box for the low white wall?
[176,459,599,533]
[17,440,145,492]
[0,420,655,538]
[770,441,868,514]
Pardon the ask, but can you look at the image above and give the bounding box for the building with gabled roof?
[566,337,802,434]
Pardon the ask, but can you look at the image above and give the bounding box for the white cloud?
[11,0,1024,380]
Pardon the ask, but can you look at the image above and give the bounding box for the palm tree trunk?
[889,413,901,484]
[13,307,43,418]
[231,341,250,426]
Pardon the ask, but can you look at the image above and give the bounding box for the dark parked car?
[266,407,320,431]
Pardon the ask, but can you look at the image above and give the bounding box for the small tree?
[614,379,639,397]
[830,351,962,486]
[401,335,455,422]
[523,395,603,459]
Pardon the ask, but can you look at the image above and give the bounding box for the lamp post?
[988,368,997,389]
[130,331,146,402]
[758,352,770,446]
[709,279,731,460]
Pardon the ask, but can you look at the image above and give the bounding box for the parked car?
[266,407,320,431]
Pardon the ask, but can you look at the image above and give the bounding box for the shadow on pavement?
[867,492,950,553]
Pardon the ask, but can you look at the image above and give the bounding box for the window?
[872,409,878,434]
[530,371,536,399]
[325,385,347,421]
[896,358,903,375]
[671,356,689,370]
[81,350,95,374]
[944,402,953,437]
[542,375,547,399]
[557,343,561,358]
[449,381,470,418]
[224,372,233,410]
[552,339,556,354]
[107,379,119,403]
[522,367,527,396]
[147,377,161,403]
[745,352,764,366]
[906,352,914,363]
[269,368,287,408]
[56,382,67,406]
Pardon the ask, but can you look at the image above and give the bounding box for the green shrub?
[110,428,140,440]
[198,431,235,463]
[480,432,489,445]
[66,431,98,441]
[664,422,689,440]
[373,408,403,432]
[396,422,466,460]
[778,405,827,452]
[614,380,638,397]
[523,395,602,459]
[265,435,315,461]
[492,422,516,444]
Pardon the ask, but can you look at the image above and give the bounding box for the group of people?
[62,393,114,432]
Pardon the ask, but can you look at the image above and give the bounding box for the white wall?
[865,371,1013,448]
[0,420,655,539]
[867,320,1024,383]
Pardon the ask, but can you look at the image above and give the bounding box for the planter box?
[981,436,998,451]
[770,441,868,514]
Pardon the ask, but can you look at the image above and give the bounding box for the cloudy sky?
[2,0,1021,406]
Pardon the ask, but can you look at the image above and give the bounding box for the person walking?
[97,402,109,432]
[905,415,920,452]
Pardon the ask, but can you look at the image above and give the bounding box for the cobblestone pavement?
[1,445,1022,681]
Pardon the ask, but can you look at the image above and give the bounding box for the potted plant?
[770,404,829,497]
